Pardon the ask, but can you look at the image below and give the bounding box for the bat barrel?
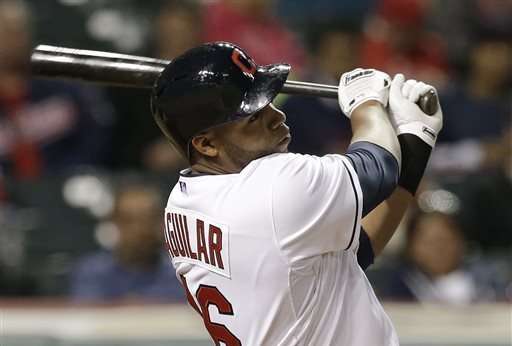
[33,45,170,66]
[31,45,166,88]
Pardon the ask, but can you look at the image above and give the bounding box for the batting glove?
[338,68,391,118]
[389,74,444,195]
[389,74,443,148]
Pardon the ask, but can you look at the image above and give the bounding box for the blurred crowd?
[1,0,510,304]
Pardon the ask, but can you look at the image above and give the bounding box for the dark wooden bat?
[30,45,438,115]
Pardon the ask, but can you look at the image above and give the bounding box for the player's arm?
[358,187,412,268]
[358,75,443,263]
[338,68,401,217]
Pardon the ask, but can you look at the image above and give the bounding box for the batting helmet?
[151,42,291,159]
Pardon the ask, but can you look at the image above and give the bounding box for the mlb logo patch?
[179,181,187,193]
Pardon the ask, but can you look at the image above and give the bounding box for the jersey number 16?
[181,275,242,346]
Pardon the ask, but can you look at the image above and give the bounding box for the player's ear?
[191,132,218,158]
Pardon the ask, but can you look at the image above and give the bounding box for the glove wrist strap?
[395,121,437,148]
[347,92,388,116]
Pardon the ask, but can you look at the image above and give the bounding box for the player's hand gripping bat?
[30,45,438,115]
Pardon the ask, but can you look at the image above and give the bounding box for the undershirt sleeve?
[344,141,399,217]
[357,228,375,271]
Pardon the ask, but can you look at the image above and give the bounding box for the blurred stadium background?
[1,0,510,345]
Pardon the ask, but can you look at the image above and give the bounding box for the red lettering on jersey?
[166,213,179,257]
[197,285,241,346]
[163,218,172,259]
[178,214,191,258]
[181,214,197,260]
[167,212,226,272]
[173,213,188,257]
[180,276,241,345]
[164,241,174,259]
[196,219,210,264]
[208,225,224,270]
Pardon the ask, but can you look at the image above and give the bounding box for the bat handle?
[418,89,438,116]
[282,80,438,115]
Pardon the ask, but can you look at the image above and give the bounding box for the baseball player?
[151,42,443,345]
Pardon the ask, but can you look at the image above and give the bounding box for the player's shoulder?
[245,151,301,168]
[241,153,355,196]
[239,152,302,179]
[246,152,350,177]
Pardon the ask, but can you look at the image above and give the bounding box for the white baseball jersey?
[163,152,399,346]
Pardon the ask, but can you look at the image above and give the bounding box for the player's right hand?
[338,68,391,118]
[389,74,443,148]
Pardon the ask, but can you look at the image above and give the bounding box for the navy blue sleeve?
[357,228,375,271]
[344,141,399,217]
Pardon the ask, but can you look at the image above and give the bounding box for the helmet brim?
[229,63,291,120]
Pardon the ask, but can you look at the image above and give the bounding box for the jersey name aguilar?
[164,207,231,278]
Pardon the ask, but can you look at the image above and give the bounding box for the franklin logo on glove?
[343,69,375,85]
[422,126,437,140]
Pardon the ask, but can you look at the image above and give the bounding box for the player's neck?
[191,161,240,175]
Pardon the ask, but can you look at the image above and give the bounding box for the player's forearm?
[361,186,413,257]
[349,101,401,168]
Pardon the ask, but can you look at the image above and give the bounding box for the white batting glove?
[389,74,443,147]
[338,68,391,118]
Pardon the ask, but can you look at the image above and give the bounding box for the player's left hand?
[389,74,443,148]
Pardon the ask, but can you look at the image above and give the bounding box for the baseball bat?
[30,45,438,115]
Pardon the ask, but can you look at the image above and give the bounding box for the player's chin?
[275,134,291,153]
